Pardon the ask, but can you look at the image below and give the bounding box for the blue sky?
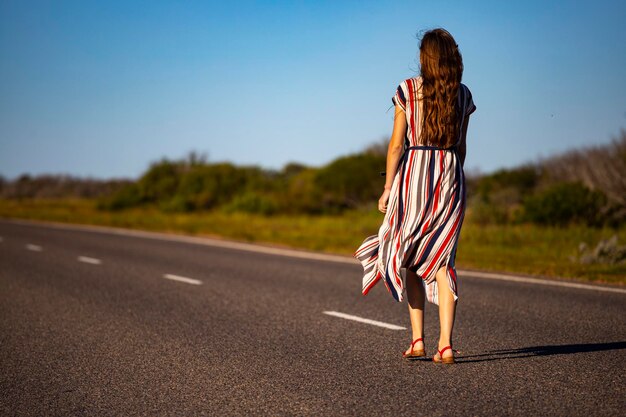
[1,0,625,180]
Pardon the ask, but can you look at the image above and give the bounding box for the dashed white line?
[0,236,3,242]
[163,273,202,285]
[78,256,102,265]
[25,244,42,252]
[5,219,353,264]
[323,311,406,330]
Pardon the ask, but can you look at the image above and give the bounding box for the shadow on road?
[408,341,626,363]
[454,341,626,363]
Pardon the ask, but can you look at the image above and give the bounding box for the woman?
[354,28,476,365]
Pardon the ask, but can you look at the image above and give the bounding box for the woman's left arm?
[379,104,408,213]
[458,116,470,168]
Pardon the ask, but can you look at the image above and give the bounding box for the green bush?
[171,163,258,211]
[469,200,510,225]
[137,159,182,203]
[466,165,541,225]
[281,162,309,178]
[96,183,143,211]
[474,165,539,203]
[314,153,385,211]
[158,194,195,213]
[224,191,279,215]
[522,182,607,227]
[281,169,325,214]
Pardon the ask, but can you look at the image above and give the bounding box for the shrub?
[281,168,325,214]
[96,183,143,211]
[474,164,539,203]
[466,165,540,224]
[522,182,607,227]
[158,194,195,213]
[137,159,182,203]
[224,191,279,215]
[468,200,511,225]
[314,153,385,211]
[281,162,309,178]
[172,163,253,210]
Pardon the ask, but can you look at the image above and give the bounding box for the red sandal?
[433,345,456,364]
[402,337,426,358]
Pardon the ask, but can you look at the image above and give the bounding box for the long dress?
[354,76,476,305]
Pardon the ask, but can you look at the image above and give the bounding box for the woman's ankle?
[411,334,424,342]
[438,340,452,350]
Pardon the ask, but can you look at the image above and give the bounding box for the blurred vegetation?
[1,131,625,282]
[521,182,607,227]
[92,149,388,215]
[3,131,624,229]
[466,130,626,228]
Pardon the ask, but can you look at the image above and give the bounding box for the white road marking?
[25,244,42,252]
[163,273,202,285]
[323,311,406,330]
[461,270,626,294]
[4,218,625,295]
[0,236,3,242]
[78,256,102,265]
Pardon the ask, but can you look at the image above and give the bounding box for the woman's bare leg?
[404,269,425,355]
[435,265,456,359]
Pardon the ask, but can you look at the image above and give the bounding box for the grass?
[1,198,624,284]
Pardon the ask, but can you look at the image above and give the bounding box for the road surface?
[1,219,624,416]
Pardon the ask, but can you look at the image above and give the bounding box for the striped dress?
[354,76,476,305]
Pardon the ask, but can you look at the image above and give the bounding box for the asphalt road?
[1,218,625,416]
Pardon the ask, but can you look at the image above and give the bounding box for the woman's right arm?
[379,104,408,213]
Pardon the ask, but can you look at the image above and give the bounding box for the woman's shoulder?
[399,76,422,88]
[392,76,421,110]
[459,82,477,114]
[460,82,474,95]
[395,76,422,99]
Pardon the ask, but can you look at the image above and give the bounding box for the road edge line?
[2,218,624,294]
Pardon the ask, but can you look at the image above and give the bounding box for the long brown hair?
[419,28,464,148]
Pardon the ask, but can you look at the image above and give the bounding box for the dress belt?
[380,144,458,177]
[405,144,457,151]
